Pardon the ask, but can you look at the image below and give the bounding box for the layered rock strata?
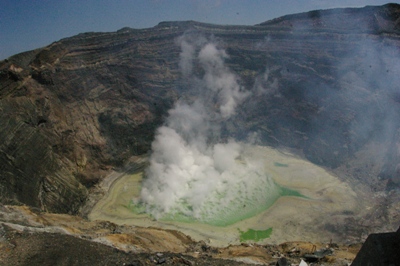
[0,4,399,222]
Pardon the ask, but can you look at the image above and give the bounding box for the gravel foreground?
[0,214,360,266]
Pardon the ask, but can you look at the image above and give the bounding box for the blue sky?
[0,0,396,60]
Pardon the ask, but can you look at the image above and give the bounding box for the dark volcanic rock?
[351,227,400,266]
[1,4,400,216]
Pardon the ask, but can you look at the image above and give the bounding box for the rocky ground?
[0,205,361,265]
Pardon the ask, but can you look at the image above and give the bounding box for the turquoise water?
[239,228,273,242]
[274,162,289,167]
[129,176,305,227]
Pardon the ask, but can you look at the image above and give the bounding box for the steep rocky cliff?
[1,4,400,216]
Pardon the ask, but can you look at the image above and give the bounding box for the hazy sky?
[0,0,396,60]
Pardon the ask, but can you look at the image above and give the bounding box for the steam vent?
[1,3,400,265]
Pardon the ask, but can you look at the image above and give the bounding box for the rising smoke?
[138,35,281,226]
[137,12,400,226]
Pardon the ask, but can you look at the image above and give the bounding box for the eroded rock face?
[1,4,400,214]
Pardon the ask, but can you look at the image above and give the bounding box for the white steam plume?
[138,36,279,226]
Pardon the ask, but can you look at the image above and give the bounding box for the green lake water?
[129,182,305,227]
